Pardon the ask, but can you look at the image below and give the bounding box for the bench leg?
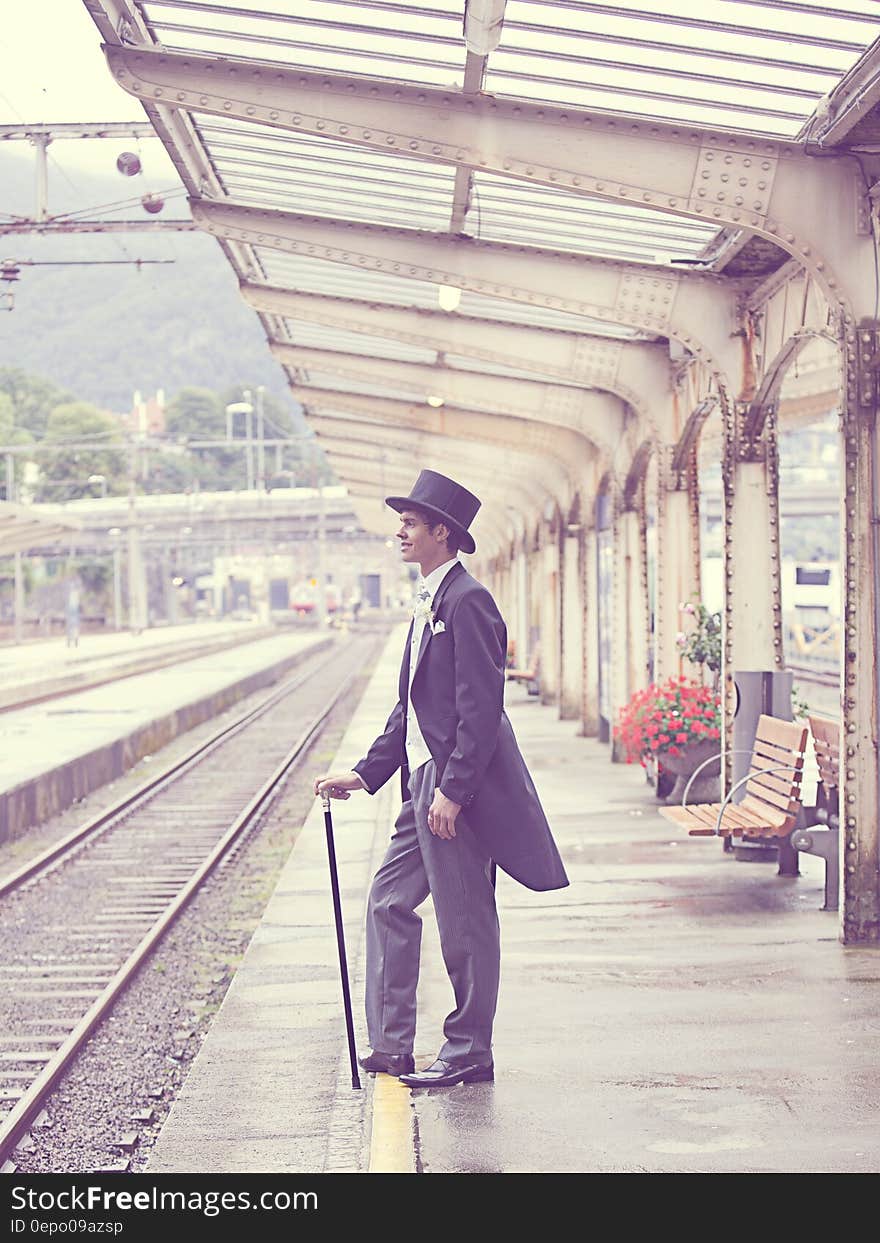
[791,826,839,911]
[776,832,800,878]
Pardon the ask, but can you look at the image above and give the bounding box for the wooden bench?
[659,713,808,839]
[791,713,840,911]
[506,641,541,696]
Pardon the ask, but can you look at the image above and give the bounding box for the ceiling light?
[437,285,461,312]
[426,395,445,408]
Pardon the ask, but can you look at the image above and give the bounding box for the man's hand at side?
[427,789,462,839]
[314,771,368,800]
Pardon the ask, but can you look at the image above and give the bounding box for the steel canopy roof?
[81,0,880,539]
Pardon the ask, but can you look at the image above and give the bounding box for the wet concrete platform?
[0,630,332,838]
[0,619,277,711]
[146,627,880,1174]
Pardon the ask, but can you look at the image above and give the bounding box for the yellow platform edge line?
[368,1074,416,1173]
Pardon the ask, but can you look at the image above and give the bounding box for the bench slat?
[755,715,808,752]
[751,740,804,771]
[745,765,803,798]
[739,794,793,828]
[743,777,801,813]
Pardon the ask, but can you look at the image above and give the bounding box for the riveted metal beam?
[306,407,589,483]
[317,442,549,540]
[719,397,784,788]
[192,200,741,381]
[293,384,602,478]
[274,345,626,451]
[839,319,880,944]
[104,43,873,307]
[245,283,673,428]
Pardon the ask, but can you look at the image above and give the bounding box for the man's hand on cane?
[314,771,367,800]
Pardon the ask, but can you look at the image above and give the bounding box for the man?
[314,470,568,1088]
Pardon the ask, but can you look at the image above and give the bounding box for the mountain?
[0,151,303,420]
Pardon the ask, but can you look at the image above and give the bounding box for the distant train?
[288,579,342,615]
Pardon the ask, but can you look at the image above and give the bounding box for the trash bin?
[731,670,793,862]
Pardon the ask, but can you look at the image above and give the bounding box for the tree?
[166,386,243,491]
[36,401,126,502]
[0,391,37,500]
[0,368,72,440]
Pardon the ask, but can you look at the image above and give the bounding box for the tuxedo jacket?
[354,561,569,892]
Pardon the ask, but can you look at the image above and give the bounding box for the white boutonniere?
[412,597,446,635]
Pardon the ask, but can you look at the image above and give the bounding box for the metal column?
[654,445,701,683]
[540,523,559,705]
[620,506,650,702]
[559,526,584,720]
[721,400,783,777]
[840,324,880,944]
[582,525,600,738]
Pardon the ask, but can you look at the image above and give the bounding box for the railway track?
[0,630,381,1166]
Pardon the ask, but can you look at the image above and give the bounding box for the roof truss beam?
[193,200,740,382]
[279,351,626,451]
[243,282,673,428]
[105,43,873,305]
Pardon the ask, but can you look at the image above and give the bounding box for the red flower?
[675,733,688,743]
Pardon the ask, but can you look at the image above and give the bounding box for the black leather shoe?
[358,1050,415,1076]
[398,1058,494,1088]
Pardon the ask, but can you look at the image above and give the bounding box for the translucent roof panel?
[142,0,467,87]
[490,1,880,137]
[255,249,654,338]
[468,172,719,263]
[294,373,425,402]
[279,320,439,364]
[196,120,458,231]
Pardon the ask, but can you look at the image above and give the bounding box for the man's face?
[396,508,447,566]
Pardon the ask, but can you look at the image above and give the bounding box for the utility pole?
[6,454,24,644]
[256,385,266,492]
[316,483,328,628]
[31,134,51,223]
[244,389,253,492]
[113,543,122,631]
[127,438,145,633]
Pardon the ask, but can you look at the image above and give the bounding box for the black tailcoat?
[354,562,569,892]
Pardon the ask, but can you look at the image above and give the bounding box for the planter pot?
[657,739,721,806]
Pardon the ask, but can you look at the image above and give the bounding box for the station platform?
[146,626,880,1175]
[0,629,332,840]
[0,619,278,712]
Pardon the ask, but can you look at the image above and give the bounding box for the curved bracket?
[743,328,837,441]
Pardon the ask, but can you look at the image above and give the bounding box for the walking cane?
[321,791,362,1090]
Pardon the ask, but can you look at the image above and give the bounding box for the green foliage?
[164,386,244,492]
[36,401,126,502]
[0,367,72,440]
[0,361,336,500]
[675,597,722,690]
[791,685,811,721]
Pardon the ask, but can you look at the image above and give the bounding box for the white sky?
[0,1,177,181]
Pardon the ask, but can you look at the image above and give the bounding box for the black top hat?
[385,470,481,555]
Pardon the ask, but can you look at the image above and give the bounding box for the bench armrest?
[712,765,804,836]
[679,748,756,808]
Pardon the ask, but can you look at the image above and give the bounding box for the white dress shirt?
[405,556,459,777]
